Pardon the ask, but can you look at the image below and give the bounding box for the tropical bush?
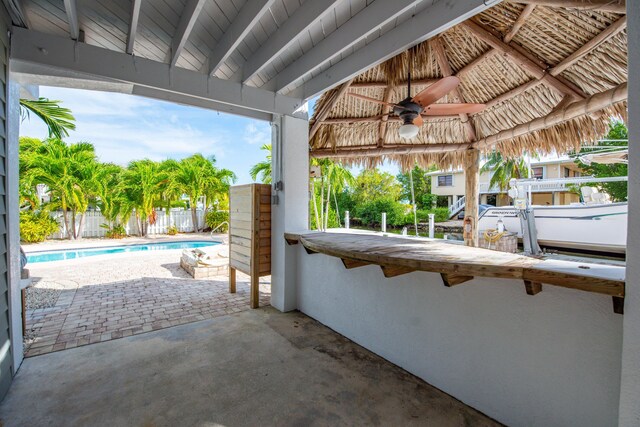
[355,198,406,227]
[206,210,229,232]
[100,223,127,239]
[415,207,450,223]
[167,225,179,235]
[20,210,59,243]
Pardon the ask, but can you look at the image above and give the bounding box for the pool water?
[27,241,219,263]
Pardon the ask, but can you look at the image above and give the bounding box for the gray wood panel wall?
[0,3,13,400]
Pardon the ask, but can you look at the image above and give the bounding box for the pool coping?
[23,233,227,254]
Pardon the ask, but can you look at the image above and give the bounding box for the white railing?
[448,196,466,217]
[50,210,207,239]
[479,182,568,193]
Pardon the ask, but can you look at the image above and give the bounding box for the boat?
[479,201,628,254]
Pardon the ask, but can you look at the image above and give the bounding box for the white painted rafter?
[170,0,207,67]
[10,27,305,119]
[242,0,340,83]
[208,0,276,76]
[271,0,422,94]
[126,0,142,55]
[63,0,79,40]
[301,0,498,100]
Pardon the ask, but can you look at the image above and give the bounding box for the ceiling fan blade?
[411,76,460,107]
[412,115,424,126]
[347,92,401,108]
[422,103,486,116]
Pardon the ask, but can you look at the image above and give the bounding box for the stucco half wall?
[294,246,622,427]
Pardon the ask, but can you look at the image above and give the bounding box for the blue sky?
[19,86,399,183]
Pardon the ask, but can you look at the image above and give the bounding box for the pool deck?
[23,233,269,357]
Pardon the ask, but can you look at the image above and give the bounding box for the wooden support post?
[341,258,371,269]
[251,274,259,309]
[464,149,480,247]
[441,273,473,287]
[250,184,260,308]
[229,267,237,293]
[524,280,543,295]
[612,296,624,315]
[380,265,415,278]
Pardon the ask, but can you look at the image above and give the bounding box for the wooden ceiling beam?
[310,143,472,159]
[463,20,588,101]
[550,16,627,76]
[473,83,627,149]
[322,115,459,124]
[170,0,207,67]
[515,0,626,14]
[126,0,142,54]
[377,85,395,147]
[431,37,477,142]
[309,79,354,139]
[63,0,79,40]
[504,4,536,43]
[350,79,437,89]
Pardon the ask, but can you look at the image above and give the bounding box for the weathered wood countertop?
[285,231,625,313]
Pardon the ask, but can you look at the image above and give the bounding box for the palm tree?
[481,152,530,192]
[309,158,354,230]
[249,143,272,184]
[121,160,167,236]
[172,154,236,233]
[20,98,76,139]
[21,138,98,239]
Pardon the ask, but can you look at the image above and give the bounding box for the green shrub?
[167,225,179,235]
[414,207,450,223]
[355,198,406,227]
[100,223,127,239]
[20,211,59,243]
[206,210,229,232]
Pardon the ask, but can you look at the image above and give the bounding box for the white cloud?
[243,122,270,146]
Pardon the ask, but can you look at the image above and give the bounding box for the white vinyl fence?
[50,210,207,239]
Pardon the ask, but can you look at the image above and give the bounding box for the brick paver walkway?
[24,246,270,357]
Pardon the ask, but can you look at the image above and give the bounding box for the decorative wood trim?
[304,246,319,255]
[309,142,472,159]
[504,4,536,43]
[515,0,626,14]
[341,258,372,269]
[441,273,473,287]
[431,37,477,142]
[378,85,395,147]
[380,265,416,278]
[309,79,354,140]
[474,83,627,148]
[285,238,299,245]
[350,79,437,89]
[524,280,543,295]
[550,16,627,76]
[321,114,458,124]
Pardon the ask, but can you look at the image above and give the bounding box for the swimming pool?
[27,241,220,263]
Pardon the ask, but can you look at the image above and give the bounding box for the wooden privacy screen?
[228,184,271,308]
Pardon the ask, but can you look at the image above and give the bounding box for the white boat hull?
[479,203,628,254]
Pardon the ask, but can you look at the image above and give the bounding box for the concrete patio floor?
[1,308,501,426]
[23,235,270,356]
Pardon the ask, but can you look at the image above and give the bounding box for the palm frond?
[20,98,76,139]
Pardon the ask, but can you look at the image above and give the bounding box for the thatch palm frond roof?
[309,0,628,170]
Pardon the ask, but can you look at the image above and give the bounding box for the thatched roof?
[309,0,628,170]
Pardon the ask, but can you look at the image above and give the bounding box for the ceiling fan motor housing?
[394,98,423,124]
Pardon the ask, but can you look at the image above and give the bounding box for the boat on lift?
[478,175,628,254]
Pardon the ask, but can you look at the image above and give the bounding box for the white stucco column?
[270,114,309,312]
[619,2,640,425]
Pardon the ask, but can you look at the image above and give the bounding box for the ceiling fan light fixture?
[399,123,419,139]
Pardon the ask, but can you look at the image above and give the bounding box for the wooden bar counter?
[285,232,626,313]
